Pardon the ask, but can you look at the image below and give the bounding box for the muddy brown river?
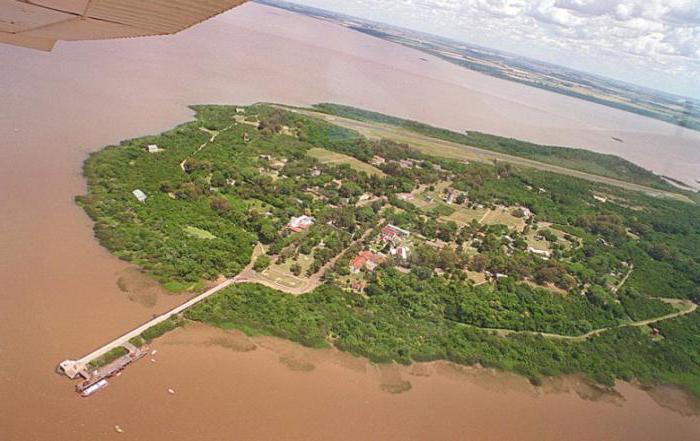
[1,3,699,440]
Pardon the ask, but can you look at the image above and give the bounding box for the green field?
[184,226,217,240]
[481,209,526,230]
[443,207,489,225]
[307,147,385,176]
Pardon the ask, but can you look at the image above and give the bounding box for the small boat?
[80,379,109,397]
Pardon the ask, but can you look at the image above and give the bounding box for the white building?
[132,189,147,203]
[288,215,315,232]
[527,246,551,259]
[390,246,411,261]
[146,144,160,153]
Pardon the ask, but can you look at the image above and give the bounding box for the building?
[527,246,551,259]
[146,144,160,153]
[443,189,460,205]
[288,215,315,232]
[132,189,147,203]
[390,246,411,261]
[370,155,386,166]
[350,251,385,273]
[398,159,414,169]
[350,281,364,292]
[381,224,410,242]
[512,206,533,218]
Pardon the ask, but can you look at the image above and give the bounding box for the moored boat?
[79,379,109,397]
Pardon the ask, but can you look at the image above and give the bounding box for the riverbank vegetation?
[80,103,700,396]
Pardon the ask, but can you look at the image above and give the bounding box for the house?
[132,189,147,203]
[512,206,533,218]
[381,224,410,242]
[443,189,460,205]
[390,245,411,261]
[370,155,386,166]
[350,251,385,273]
[146,144,160,153]
[270,158,287,170]
[527,246,551,259]
[288,215,315,232]
[351,281,364,291]
[235,107,245,114]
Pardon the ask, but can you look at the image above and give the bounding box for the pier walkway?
[58,277,238,379]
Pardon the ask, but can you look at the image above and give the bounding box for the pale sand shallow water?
[1,3,699,440]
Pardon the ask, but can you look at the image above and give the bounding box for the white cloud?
[287,0,700,97]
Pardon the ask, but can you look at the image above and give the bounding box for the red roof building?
[350,251,385,273]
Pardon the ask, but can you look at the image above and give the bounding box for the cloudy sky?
[287,0,700,99]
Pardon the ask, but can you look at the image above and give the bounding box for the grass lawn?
[183,226,217,240]
[465,270,488,285]
[443,206,490,225]
[307,147,385,176]
[259,254,314,289]
[410,182,452,209]
[481,208,526,230]
[528,223,575,251]
[524,230,552,252]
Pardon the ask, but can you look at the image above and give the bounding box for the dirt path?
[474,298,697,342]
[179,125,232,172]
[611,265,634,294]
[280,106,693,204]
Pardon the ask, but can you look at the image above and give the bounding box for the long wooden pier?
[57,277,239,379]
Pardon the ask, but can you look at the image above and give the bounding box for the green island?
[78,103,700,396]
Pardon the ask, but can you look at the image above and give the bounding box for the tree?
[258,222,278,244]
[290,263,302,276]
[253,255,271,272]
[471,254,489,272]
[211,196,232,215]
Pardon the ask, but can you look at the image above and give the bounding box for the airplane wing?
[1,0,249,51]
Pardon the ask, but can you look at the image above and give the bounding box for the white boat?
[80,379,109,397]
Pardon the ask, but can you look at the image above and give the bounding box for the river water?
[1,3,699,440]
